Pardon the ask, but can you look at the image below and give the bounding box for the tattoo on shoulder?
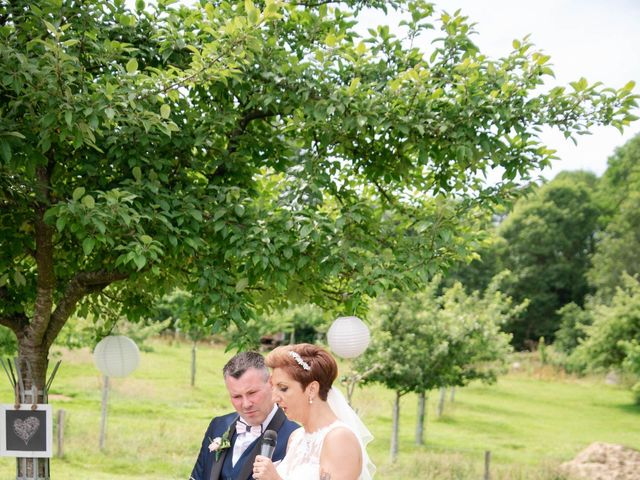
[320,472,332,480]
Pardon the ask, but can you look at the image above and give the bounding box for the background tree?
[230,302,329,347]
[154,289,208,386]
[443,209,506,294]
[497,172,600,348]
[355,275,517,459]
[554,301,593,355]
[592,133,640,226]
[1,1,636,475]
[589,134,640,302]
[569,274,640,403]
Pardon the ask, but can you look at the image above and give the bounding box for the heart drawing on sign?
[13,416,40,445]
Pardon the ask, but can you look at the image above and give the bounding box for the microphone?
[260,429,278,459]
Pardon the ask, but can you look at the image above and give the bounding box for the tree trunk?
[15,337,50,479]
[450,386,456,402]
[191,340,197,387]
[390,391,401,463]
[415,391,427,446]
[437,386,446,417]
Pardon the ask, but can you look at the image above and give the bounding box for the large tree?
[0,1,636,474]
[589,133,640,302]
[497,172,601,347]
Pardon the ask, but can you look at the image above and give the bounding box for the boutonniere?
[208,427,232,462]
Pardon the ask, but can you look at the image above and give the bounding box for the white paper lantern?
[327,316,371,359]
[93,335,140,378]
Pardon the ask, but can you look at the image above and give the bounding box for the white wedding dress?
[276,388,375,480]
[276,420,354,479]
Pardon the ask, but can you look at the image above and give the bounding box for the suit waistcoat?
[220,433,259,480]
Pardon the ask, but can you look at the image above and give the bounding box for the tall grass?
[0,338,637,479]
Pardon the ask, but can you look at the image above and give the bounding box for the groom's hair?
[223,351,269,381]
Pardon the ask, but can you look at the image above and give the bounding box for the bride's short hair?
[266,343,337,401]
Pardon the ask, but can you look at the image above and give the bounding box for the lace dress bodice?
[276,420,353,480]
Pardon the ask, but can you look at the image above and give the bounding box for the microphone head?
[263,429,277,447]
[260,429,278,459]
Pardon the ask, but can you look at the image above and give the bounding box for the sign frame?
[0,404,53,458]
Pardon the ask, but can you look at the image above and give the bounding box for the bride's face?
[271,367,308,423]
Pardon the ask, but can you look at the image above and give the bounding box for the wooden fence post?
[484,450,491,480]
[56,409,65,458]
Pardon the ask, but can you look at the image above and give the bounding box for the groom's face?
[225,367,273,426]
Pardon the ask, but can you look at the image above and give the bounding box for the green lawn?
[0,339,637,479]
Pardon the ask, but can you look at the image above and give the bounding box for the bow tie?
[236,419,263,436]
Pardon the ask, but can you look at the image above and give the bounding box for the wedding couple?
[190,344,375,480]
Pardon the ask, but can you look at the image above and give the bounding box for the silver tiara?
[288,351,311,371]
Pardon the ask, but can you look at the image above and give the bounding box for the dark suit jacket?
[190,407,298,480]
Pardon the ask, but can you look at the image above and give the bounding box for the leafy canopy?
[355,274,520,395]
[0,0,637,375]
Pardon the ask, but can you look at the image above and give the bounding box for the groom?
[190,351,299,480]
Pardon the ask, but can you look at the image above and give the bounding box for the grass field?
[0,338,638,479]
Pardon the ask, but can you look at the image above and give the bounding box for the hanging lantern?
[327,316,371,359]
[93,335,140,378]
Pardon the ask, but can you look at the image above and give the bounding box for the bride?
[252,344,375,480]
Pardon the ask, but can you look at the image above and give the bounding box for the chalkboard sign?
[0,404,52,458]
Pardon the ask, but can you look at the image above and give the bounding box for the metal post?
[99,375,109,450]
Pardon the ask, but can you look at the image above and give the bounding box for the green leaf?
[246,0,259,24]
[300,224,312,238]
[93,218,106,234]
[160,104,171,119]
[55,216,66,232]
[82,237,95,256]
[189,209,203,221]
[235,278,249,292]
[234,204,245,217]
[2,131,25,139]
[72,187,85,201]
[126,58,138,73]
[347,77,361,95]
[132,166,142,181]
[43,20,57,35]
[0,141,11,162]
[140,234,153,245]
[82,195,95,208]
[13,270,26,287]
[133,254,147,270]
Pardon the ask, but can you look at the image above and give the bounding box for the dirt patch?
[48,394,73,402]
[560,442,640,480]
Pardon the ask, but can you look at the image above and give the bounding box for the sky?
[357,0,640,181]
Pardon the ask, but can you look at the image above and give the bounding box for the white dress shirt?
[231,404,278,466]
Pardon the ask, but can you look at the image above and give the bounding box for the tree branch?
[0,309,29,335]
[227,109,277,155]
[43,271,130,349]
